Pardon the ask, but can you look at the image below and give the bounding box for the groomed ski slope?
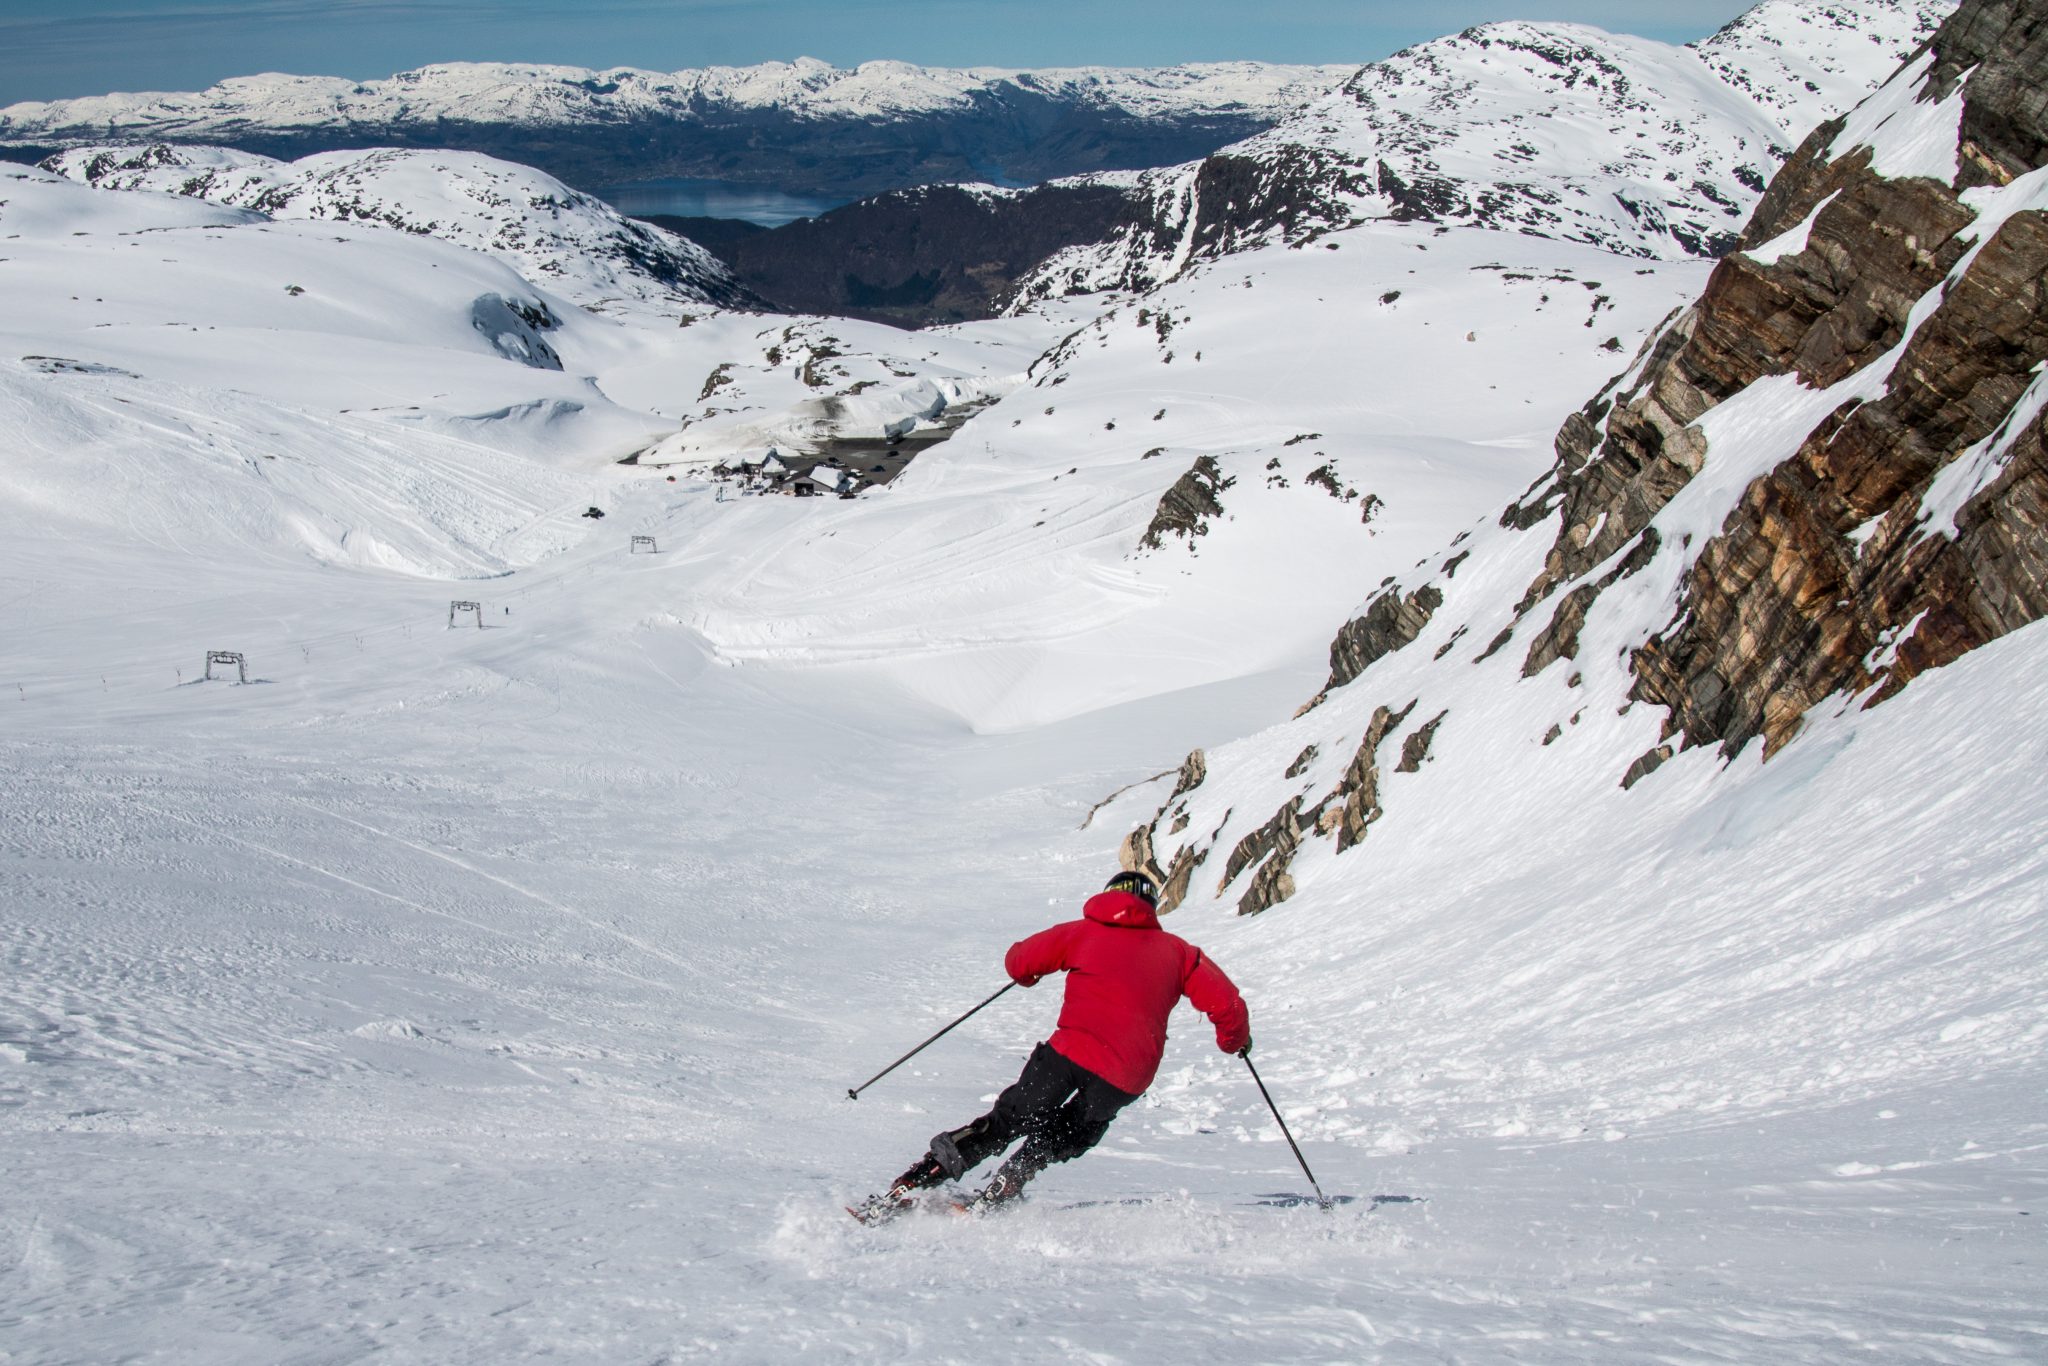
[3,461,2042,1362]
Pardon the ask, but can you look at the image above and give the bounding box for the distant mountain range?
[0,59,1349,200]
[10,0,1955,332]
[678,0,1954,324]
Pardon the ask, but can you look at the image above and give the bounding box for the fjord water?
[594,177,846,225]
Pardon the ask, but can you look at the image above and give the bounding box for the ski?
[847,1190,1002,1224]
[846,1193,916,1226]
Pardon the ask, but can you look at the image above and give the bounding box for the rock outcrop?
[1324,584,1443,694]
[1139,456,1235,551]
[1530,0,2048,758]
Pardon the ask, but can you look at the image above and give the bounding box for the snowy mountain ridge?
[38,144,757,313]
[0,59,1352,200]
[0,58,1349,133]
[1014,0,1954,302]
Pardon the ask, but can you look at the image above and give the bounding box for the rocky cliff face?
[1536,0,2048,761]
[1106,0,2048,919]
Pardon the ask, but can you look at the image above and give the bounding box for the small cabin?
[788,463,855,498]
[715,448,780,489]
[758,452,795,488]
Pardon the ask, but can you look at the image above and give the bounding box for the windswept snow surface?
[4,99,2044,1366]
[38,144,755,312]
[4,440,2043,1362]
[685,227,1710,731]
[1693,0,1957,141]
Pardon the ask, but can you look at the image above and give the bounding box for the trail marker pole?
[847,981,1017,1100]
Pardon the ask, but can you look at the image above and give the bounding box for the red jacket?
[1004,890,1250,1096]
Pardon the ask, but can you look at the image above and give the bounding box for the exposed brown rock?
[1334,700,1417,853]
[1920,0,2048,189]
[1522,529,1661,676]
[1225,798,1311,916]
[1325,583,1443,692]
[1635,206,2048,756]
[1501,0,2048,765]
[1237,857,1297,917]
[1395,710,1448,773]
[1139,455,1235,551]
[1219,799,1303,892]
[1621,743,1675,789]
[1157,842,1208,914]
[1119,824,1162,883]
[1517,156,1974,624]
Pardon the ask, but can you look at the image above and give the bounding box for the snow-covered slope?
[1692,0,1954,136]
[0,161,1037,567]
[39,144,756,312]
[4,0,2044,1357]
[675,229,1707,729]
[1016,0,1953,301]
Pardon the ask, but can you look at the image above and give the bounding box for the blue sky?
[0,0,1761,105]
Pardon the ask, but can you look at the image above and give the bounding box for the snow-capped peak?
[1012,0,1955,303]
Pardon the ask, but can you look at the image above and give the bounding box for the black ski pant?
[943,1041,1141,1180]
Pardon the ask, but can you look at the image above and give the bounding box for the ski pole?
[1241,1050,1331,1210]
[847,981,1017,1100]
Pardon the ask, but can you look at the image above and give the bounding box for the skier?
[865,869,1251,1216]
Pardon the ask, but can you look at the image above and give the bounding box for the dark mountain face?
[645,181,1143,326]
[1488,0,2048,767]
[1614,0,2048,760]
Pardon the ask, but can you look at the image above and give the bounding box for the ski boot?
[956,1154,1039,1215]
[847,1154,947,1226]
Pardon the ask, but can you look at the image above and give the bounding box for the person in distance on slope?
[884,869,1251,1211]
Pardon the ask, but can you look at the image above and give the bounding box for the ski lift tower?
[630,535,658,554]
[204,650,247,683]
[448,600,483,629]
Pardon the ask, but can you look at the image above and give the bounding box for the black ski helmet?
[1104,869,1158,905]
